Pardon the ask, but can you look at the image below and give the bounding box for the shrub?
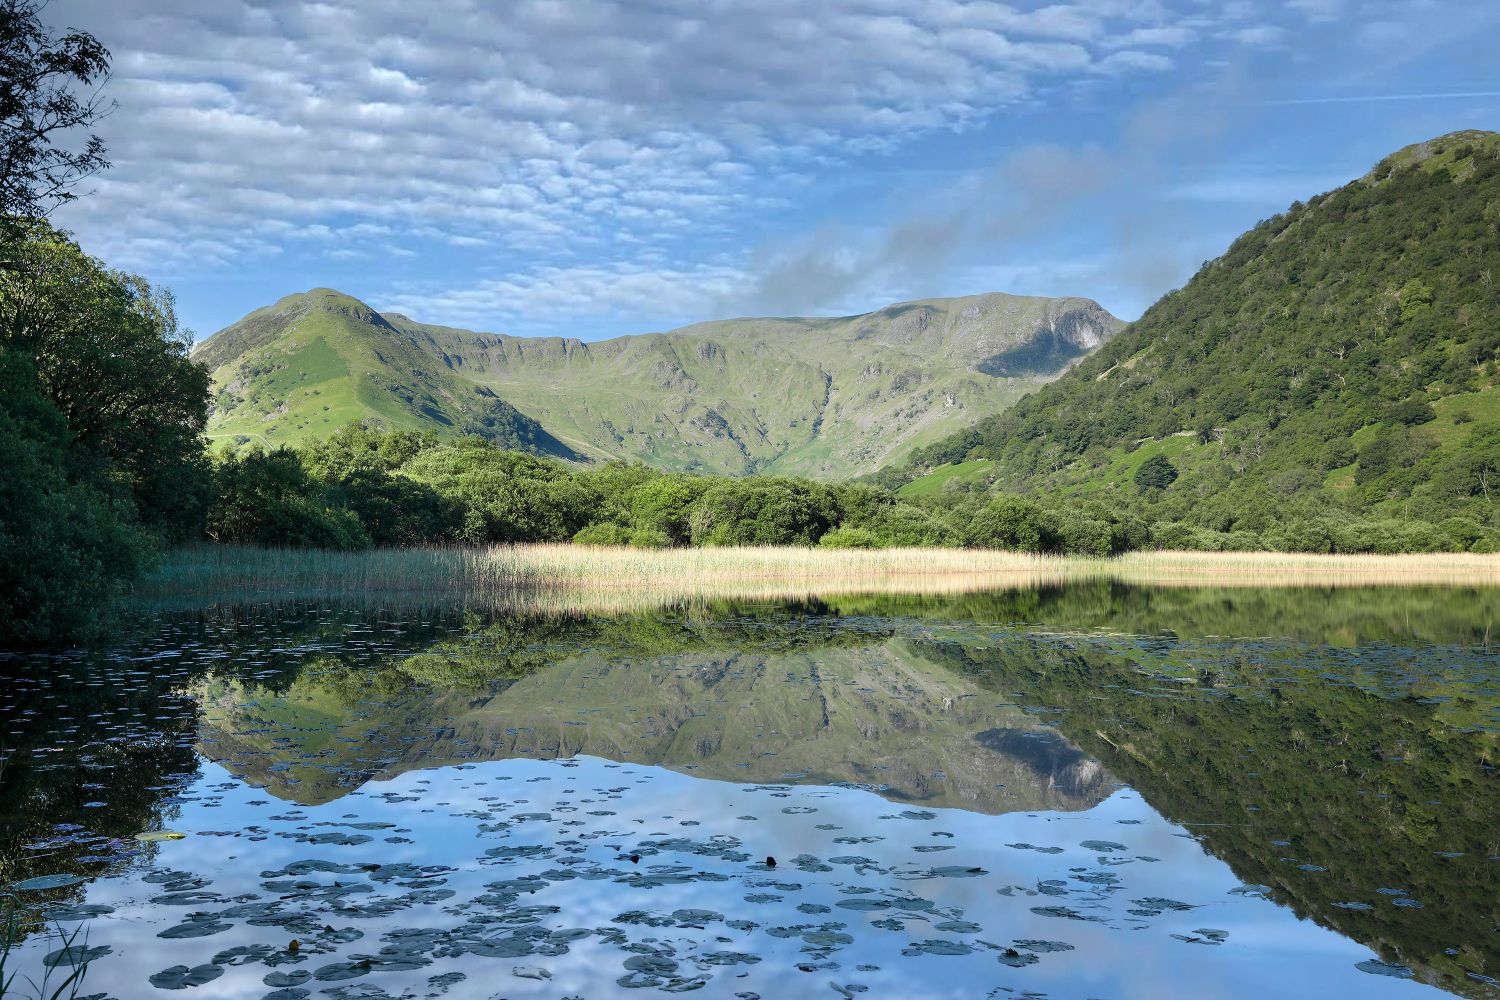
[573,523,633,546]
[1388,397,1437,426]
[688,478,837,546]
[819,526,879,549]
[573,523,670,548]
[962,497,1051,552]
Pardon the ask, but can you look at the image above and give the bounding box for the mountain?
[886,130,1500,543]
[193,289,578,459]
[195,288,1122,478]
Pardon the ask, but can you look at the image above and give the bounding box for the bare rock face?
[1046,298,1120,352]
[973,298,1125,378]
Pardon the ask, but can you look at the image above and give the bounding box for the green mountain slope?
[196,288,1122,478]
[888,130,1500,541]
[195,289,576,458]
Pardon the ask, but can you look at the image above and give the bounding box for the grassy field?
[140,545,1500,615]
[896,458,997,498]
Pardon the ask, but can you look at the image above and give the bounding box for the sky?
[44,0,1500,342]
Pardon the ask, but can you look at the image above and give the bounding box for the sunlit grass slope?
[196,288,1122,478]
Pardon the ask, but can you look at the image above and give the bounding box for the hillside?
[195,288,1122,478]
[887,130,1500,545]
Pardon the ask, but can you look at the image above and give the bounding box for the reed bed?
[1107,550,1500,588]
[138,544,1500,615]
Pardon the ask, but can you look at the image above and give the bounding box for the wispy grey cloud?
[1266,91,1500,105]
[731,76,1250,317]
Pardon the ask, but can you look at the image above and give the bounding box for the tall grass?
[137,545,1500,615]
[0,896,92,1000]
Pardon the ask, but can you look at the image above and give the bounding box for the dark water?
[1,584,1496,999]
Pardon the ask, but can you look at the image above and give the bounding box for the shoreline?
[135,545,1500,614]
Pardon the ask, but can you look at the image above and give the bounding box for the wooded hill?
[882,130,1500,552]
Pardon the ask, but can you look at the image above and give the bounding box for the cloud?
[1288,0,1345,20]
[377,260,748,334]
[39,0,1344,333]
[49,3,1236,252]
[731,76,1248,317]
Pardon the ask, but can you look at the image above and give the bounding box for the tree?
[207,448,368,550]
[0,0,112,225]
[687,478,838,546]
[0,348,151,645]
[300,425,456,543]
[0,222,211,535]
[399,439,596,542]
[1135,454,1179,490]
[628,474,712,545]
[962,497,1051,552]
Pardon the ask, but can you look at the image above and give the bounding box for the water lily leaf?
[149,964,224,990]
[12,873,84,891]
[43,944,111,968]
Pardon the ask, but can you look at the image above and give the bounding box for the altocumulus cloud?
[45,0,1347,333]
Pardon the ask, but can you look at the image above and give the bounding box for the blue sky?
[46,0,1500,341]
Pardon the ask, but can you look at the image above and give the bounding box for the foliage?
[199,417,1497,558]
[0,349,152,646]
[206,448,368,550]
[0,0,111,224]
[1133,453,1178,490]
[573,523,670,548]
[0,222,211,536]
[817,526,879,548]
[688,477,839,546]
[399,439,598,543]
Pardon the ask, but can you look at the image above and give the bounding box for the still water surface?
[1,584,1496,998]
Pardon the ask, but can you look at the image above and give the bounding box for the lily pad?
[149,964,224,990]
[11,873,84,892]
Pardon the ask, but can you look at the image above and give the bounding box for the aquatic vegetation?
[0,895,95,1000]
[138,544,1500,614]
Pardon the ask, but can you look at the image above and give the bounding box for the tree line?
[205,423,1153,555]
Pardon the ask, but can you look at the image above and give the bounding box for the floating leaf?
[11,873,83,892]
[149,964,224,990]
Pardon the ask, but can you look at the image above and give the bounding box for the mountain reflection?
[196,628,1117,814]
[0,585,1495,996]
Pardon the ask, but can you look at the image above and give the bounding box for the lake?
[1,583,1496,998]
